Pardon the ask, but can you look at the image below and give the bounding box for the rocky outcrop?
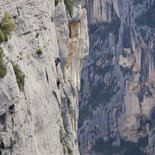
[79,0,155,155]
[0,0,89,155]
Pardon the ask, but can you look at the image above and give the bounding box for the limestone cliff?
[79,0,155,155]
[0,0,89,155]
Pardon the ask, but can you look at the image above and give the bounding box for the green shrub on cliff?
[0,47,7,78]
[64,0,75,17]
[13,64,25,92]
[0,29,5,43]
[0,12,16,41]
[36,48,43,56]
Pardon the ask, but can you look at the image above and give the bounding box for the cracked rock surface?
[0,0,89,155]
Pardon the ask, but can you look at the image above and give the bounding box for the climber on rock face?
[56,78,61,89]
[55,57,61,67]
[55,57,61,89]
[0,142,5,149]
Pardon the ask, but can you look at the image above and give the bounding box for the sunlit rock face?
[79,0,155,155]
[0,0,89,155]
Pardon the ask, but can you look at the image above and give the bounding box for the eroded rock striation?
[0,0,89,155]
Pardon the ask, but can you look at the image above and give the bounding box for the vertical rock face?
[0,0,89,155]
[87,0,120,24]
[79,0,155,155]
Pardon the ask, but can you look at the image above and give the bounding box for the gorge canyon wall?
[79,0,155,155]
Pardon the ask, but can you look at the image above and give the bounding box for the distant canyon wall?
[79,0,155,155]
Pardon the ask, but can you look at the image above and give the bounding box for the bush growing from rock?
[0,12,16,40]
[36,48,43,56]
[0,29,5,43]
[64,0,75,17]
[0,47,7,78]
[13,64,25,92]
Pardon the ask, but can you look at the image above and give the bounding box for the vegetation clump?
[90,17,121,44]
[0,29,5,43]
[13,64,25,92]
[136,8,155,28]
[78,104,92,128]
[133,0,145,5]
[79,65,118,127]
[36,48,43,56]
[93,137,148,155]
[100,18,120,43]
[0,12,16,42]
[64,0,75,17]
[0,47,7,78]
[55,0,61,6]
